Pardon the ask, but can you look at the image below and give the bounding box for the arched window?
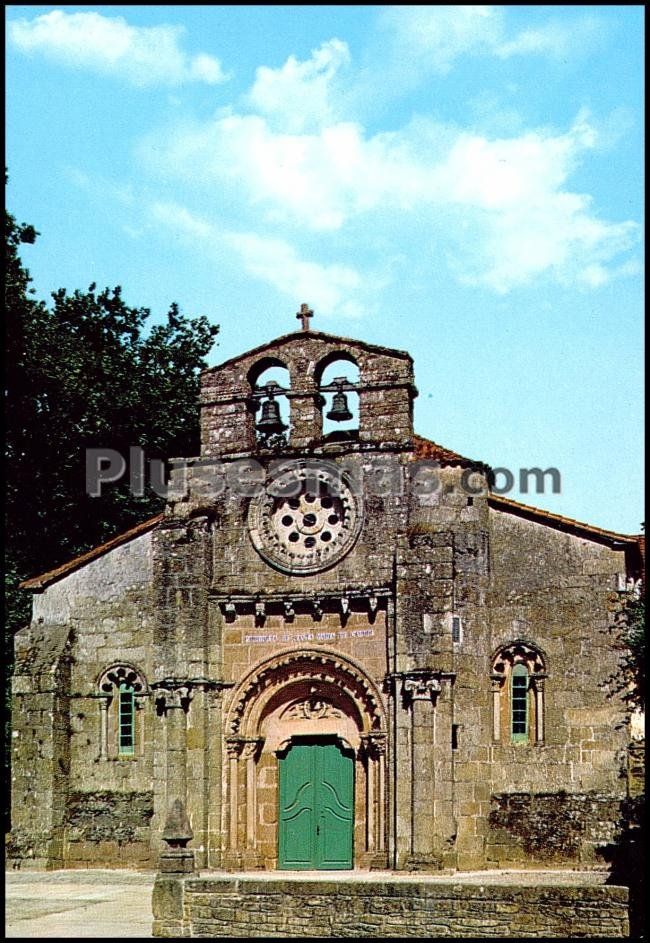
[316,354,360,440]
[97,664,148,760]
[491,642,546,745]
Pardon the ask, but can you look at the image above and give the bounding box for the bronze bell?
[326,389,353,422]
[256,396,287,434]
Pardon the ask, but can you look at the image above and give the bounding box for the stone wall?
[152,874,630,938]
[487,792,623,865]
[64,790,154,868]
[12,323,639,877]
[10,533,157,869]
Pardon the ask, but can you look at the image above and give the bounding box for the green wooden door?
[278,739,354,870]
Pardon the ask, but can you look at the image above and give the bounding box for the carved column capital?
[402,671,442,705]
[152,679,193,713]
[361,732,387,759]
[226,736,263,759]
[240,738,264,761]
[226,736,244,758]
[152,677,229,714]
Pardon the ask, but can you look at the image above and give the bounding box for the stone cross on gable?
[296,303,314,331]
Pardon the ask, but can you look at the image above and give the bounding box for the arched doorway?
[223,650,387,870]
[278,737,354,870]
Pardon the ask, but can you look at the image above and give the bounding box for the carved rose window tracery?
[248,463,362,574]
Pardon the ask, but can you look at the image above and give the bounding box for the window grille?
[511,664,529,742]
[118,684,135,756]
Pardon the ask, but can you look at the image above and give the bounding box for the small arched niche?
[248,358,291,448]
[316,353,360,440]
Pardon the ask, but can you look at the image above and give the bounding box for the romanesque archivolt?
[225,649,385,741]
[97,663,148,695]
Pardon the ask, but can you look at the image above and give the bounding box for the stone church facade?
[9,315,643,874]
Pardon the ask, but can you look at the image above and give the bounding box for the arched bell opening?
[315,354,360,441]
[248,359,291,449]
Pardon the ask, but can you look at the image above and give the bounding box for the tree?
[4,195,219,824]
[622,591,645,713]
[5,215,219,604]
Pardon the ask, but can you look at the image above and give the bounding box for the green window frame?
[511,663,529,743]
[118,683,135,756]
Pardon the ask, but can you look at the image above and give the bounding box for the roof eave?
[20,513,164,592]
[488,494,639,548]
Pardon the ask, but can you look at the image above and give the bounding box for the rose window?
[248,464,362,574]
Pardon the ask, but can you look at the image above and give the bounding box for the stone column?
[154,682,194,874]
[367,748,375,854]
[225,737,242,859]
[287,391,323,448]
[242,739,263,868]
[491,677,502,742]
[404,673,440,867]
[432,675,456,869]
[535,677,545,744]
[99,696,109,759]
[362,732,387,865]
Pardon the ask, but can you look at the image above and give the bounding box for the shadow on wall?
[603,792,646,941]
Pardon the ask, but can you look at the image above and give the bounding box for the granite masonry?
[10,315,644,902]
[151,873,630,938]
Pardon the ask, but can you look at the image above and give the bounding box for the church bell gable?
[199,309,417,457]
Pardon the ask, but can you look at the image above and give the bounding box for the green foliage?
[622,593,645,712]
[4,203,219,630]
[4,197,218,828]
[5,196,218,827]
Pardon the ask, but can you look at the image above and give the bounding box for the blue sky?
[6,5,644,533]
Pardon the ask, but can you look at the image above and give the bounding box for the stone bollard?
[152,799,194,937]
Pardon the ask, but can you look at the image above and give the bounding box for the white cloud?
[379,6,603,72]
[8,10,227,87]
[151,201,215,241]
[496,16,603,60]
[248,39,350,132]
[380,5,504,73]
[144,111,433,231]
[150,202,366,318]
[226,232,364,318]
[432,111,639,291]
[133,28,640,297]
[66,167,136,207]
[145,89,639,293]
